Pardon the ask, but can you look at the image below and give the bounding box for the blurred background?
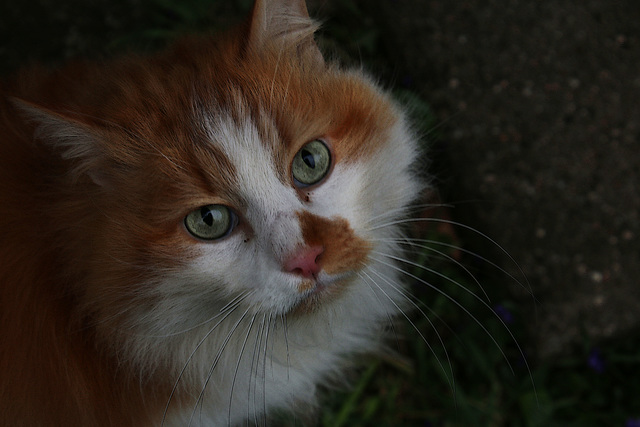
[2,0,639,425]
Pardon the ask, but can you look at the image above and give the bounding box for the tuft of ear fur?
[13,99,108,186]
[247,0,324,66]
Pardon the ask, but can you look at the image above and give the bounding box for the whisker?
[402,236,535,301]
[358,268,455,394]
[188,306,252,427]
[261,314,273,426]
[228,313,258,426]
[357,266,403,349]
[280,64,293,108]
[89,288,252,343]
[249,313,268,426]
[363,202,454,229]
[371,250,489,306]
[370,253,537,398]
[268,314,277,374]
[146,293,251,339]
[369,254,517,375]
[376,237,491,302]
[161,293,251,426]
[281,314,291,382]
[417,109,465,142]
[369,217,534,300]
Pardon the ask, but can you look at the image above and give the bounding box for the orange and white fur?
[0,0,420,425]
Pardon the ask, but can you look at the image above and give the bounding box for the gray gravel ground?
[366,0,640,356]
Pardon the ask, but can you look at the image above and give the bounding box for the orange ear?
[13,98,111,186]
[13,99,98,160]
[247,0,324,66]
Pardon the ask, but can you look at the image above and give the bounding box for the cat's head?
[18,0,420,369]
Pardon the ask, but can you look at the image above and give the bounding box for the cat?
[0,0,423,425]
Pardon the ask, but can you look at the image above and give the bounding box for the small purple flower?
[494,304,514,324]
[587,347,606,373]
[626,419,640,427]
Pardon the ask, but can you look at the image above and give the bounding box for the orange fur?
[297,211,371,275]
[0,99,172,426]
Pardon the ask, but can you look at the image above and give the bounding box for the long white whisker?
[365,249,474,350]
[370,217,534,300]
[363,202,453,230]
[227,313,258,426]
[188,306,252,426]
[357,266,402,348]
[359,268,455,394]
[249,313,267,425]
[374,216,538,402]
[369,254,517,375]
[372,250,489,305]
[420,237,535,300]
[371,253,537,398]
[148,293,251,339]
[261,314,273,426]
[280,65,293,108]
[380,237,491,302]
[161,293,251,426]
[281,314,291,382]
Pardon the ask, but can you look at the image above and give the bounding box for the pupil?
[201,207,214,226]
[301,149,315,168]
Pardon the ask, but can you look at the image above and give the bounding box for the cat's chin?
[288,271,355,315]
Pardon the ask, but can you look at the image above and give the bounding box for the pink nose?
[284,246,324,278]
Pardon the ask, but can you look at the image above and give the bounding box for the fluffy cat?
[0,0,421,425]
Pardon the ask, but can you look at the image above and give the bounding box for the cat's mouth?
[290,272,353,314]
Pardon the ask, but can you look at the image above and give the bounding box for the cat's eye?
[291,139,331,187]
[184,205,236,241]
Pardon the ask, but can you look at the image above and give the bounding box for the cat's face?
[22,3,419,379]
[82,55,417,337]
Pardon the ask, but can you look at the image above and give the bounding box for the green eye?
[184,205,236,240]
[292,139,331,187]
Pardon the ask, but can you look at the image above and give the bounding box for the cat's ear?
[13,99,111,187]
[247,0,324,66]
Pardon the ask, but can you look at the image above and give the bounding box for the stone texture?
[364,0,640,356]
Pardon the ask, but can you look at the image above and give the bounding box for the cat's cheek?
[342,123,420,238]
[186,240,242,283]
[368,122,422,207]
[182,240,298,309]
[300,163,368,227]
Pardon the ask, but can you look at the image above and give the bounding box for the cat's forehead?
[190,47,399,160]
[190,68,396,169]
[199,108,294,205]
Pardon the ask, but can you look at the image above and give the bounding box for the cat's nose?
[284,245,324,278]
